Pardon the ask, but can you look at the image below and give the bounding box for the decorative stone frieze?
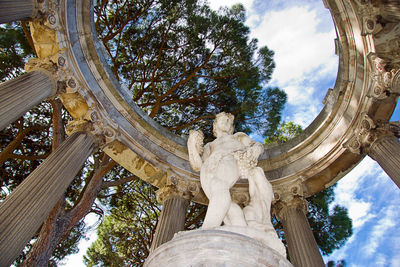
[354,0,400,35]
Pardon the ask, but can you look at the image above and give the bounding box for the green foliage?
[327,259,346,267]
[84,178,161,266]
[0,23,33,82]
[264,121,303,144]
[0,102,53,199]
[85,174,207,266]
[95,0,286,138]
[307,186,353,255]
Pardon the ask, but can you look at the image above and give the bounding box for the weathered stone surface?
[0,0,38,24]
[53,0,400,202]
[0,132,95,267]
[149,187,189,252]
[369,134,400,188]
[145,230,293,267]
[275,197,324,267]
[0,71,56,131]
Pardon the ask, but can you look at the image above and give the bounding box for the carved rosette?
[354,0,400,35]
[354,0,381,35]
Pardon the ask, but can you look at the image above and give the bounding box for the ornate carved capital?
[65,107,119,148]
[273,181,308,220]
[156,167,197,203]
[156,185,191,204]
[344,113,395,154]
[368,53,400,99]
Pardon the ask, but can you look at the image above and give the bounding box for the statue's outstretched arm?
[188,130,204,172]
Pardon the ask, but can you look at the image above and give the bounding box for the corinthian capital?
[273,181,308,219]
[368,53,400,100]
[344,113,395,154]
[65,107,119,148]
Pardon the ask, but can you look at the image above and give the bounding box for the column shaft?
[0,71,56,131]
[150,196,189,252]
[280,204,324,267]
[0,0,38,24]
[0,132,95,266]
[368,134,400,188]
[380,0,400,22]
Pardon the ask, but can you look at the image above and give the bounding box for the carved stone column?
[368,133,400,188]
[379,0,400,22]
[344,114,400,189]
[0,131,96,267]
[150,185,190,252]
[274,188,324,267]
[0,70,57,131]
[0,0,41,24]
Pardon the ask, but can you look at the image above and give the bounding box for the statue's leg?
[202,183,232,229]
[201,156,239,229]
[225,202,246,226]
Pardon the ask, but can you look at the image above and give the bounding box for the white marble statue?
[187,112,286,257]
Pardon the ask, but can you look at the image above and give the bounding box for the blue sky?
[210,0,400,266]
[63,0,400,265]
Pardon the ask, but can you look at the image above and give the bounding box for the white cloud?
[375,254,388,267]
[207,0,254,11]
[249,6,337,86]
[391,253,400,267]
[364,207,396,257]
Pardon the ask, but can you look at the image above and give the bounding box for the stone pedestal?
[146,230,292,267]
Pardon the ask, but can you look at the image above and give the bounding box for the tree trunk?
[22,155,115,266]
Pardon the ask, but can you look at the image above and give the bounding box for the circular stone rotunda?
[0,0,400,266]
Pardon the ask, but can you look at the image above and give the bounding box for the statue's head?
[213,112,234,137]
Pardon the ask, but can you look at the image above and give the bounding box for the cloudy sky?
[212,0,399,266]
[64,0,400,265]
